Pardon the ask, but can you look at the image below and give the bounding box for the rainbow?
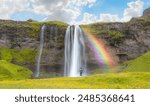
[83,28,117,68]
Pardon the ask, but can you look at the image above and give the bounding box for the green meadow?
[0,72,149,89]
[0,51,150,89]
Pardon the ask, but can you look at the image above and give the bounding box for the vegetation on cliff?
[26,20,68,37]
[0,48,34,80]
[0,60,32,80]
[82,16,150,44]
[0,20,68,80]
[81,24,124,47]
[0,48,37,65]
[0,16,150,88]
[82,23,124,39]
[129,16,149,30]
[0,20,68,38]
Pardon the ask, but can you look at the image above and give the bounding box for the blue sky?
[0,0,149,24]
[82,0,149,16]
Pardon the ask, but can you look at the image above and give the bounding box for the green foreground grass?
[0,60,32,80]
[123,51,150,72]
[0,72,150,89]
[0,50,150,89]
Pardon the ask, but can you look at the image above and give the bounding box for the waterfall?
[64,25,87,77]
[35,25,46,78]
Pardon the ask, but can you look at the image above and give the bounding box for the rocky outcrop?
[89,7,150,62]
[143,7,150,17]
[0,8,150,76]
[0,20,67,49]
[0,20,68,77]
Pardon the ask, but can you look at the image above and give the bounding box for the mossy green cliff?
[0,20,68,78]
[0,8,150,79]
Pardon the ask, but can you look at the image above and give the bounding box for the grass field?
[0,51,150,89]
[0,72,150,89]
[122,51,150,72]
[0,60,32,80]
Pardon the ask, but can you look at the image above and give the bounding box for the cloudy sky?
[0,0,149,24]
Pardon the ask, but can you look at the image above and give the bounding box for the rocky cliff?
[0,20,67,49]
[143,7,150,17]
[84,8,150,63]
[0,8,150,77]
[0,20,68,77]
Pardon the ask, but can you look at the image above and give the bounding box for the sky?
[0,0,150,24]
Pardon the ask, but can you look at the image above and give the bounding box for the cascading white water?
[35,25,46,78]
[64,26,74,76]
[64,25,87,77]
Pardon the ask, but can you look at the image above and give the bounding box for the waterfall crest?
[64,25,87,77]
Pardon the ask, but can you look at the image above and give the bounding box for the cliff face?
[0,20,68,77]
[0,20,67,49]
[0,8,150,77]
[143,7,150,17]
[86,8,150,63]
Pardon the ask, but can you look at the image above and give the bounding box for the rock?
[88,7,150,63]
[0,8,150,75]
[143,7,150,17]
[0,20,67,75]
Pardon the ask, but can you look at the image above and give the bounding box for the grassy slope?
[0,60,32,80]
[1,44,150,88]
[0,50,150,88]
[0,43,150,89]
[0,72,149,89]
[123,51,150,72]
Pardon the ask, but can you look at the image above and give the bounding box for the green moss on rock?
[92,29,124,39]
[0,20,68,38]
[0,48,13,62]
[12,48,37,65]
[0,60,32,80]
[25,20,68,37]
[0,48,37,65]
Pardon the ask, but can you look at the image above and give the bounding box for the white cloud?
[80,13,120,24]
[30,0,97,23]
[0,0,96,23]
[30,0,81,24]
[80,0,144,24]
[79,12,97,24]
[0,0,145,24]
[44,8,80,24]
[0,0,29,19]
[99,14,120,22]
[71,0,96,7]
[30,0,68,15]
[122,0,144,21]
